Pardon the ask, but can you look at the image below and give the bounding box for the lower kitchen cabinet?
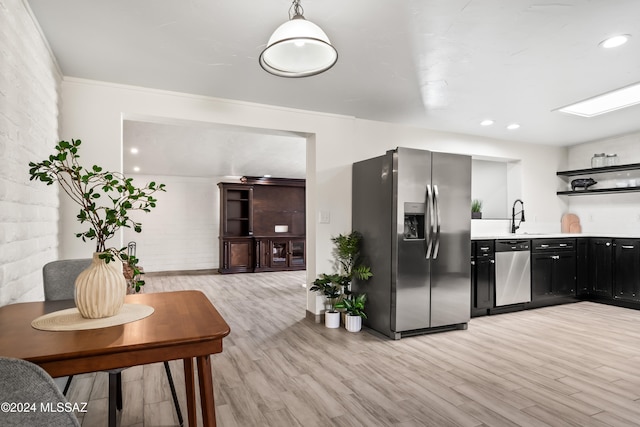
[219,237,254,274]
[589,238,613,298]
[530,239,576,307]
[471,240,494,317]
[470,235,640,316]
[576,238,590,297]
[613,239,640,301]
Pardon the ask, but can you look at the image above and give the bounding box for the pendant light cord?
[289,0,305,19]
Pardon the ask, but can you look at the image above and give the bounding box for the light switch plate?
[319,210,331,224]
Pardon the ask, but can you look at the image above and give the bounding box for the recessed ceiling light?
[263,174,272,178]
[507,123,520,130]
[599,34,630,49]
[130,147,139,154]
[556,81,640,117]
[133,166,140,172]
[480,120,494,126]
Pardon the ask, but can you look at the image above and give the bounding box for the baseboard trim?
[306,310,323,324]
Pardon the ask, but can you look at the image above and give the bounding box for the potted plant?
[29,139,165,318]
[309,274,342,328]
[471,199,483,219]
[311,231,373,328]
[335,293,367,332]
[330,231,373,298]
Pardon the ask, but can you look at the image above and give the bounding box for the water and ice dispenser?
[403,202,425,240]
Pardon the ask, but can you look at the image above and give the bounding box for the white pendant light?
[259,0,338,77]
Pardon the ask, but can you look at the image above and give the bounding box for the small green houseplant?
[310,274,342,328]
[471,199,483,219]
[336,293,367,332]
[29,139,165,316]
[335,293,367,318]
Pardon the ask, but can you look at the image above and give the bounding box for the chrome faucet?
[511,199,525,233]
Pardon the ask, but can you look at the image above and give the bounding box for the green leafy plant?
[330,231,373,297]
[28,139,165,285]
[471,199,483,213]
[312,231,373,314]
[309,274,342,312]
[335,293,367,319]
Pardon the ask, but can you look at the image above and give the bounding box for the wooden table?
[0,290,230,427]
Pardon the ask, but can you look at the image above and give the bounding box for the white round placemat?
[31,304,154,331]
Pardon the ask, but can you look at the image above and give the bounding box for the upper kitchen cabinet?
[557,163,640,196]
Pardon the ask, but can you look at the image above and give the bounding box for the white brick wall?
[123,175,221,272]
[0,0,62,304]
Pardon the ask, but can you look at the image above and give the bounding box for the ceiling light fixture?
[130,147,139,154]
[259,0,338,78]
[599,34,630,49]
[480,119,494,126]
[556,82,640,117]
[133,166,140,172]
[507,123,520,130]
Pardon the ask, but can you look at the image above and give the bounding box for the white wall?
[567,132,640,234]
[472,160,508,219]
[123,175,221,272]
[58,79,569,314]
[0,0,61,305]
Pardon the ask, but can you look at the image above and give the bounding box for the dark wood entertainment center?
[218,177,305,274]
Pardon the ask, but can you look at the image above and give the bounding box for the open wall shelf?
[557,163,640,196]
[557,163,640,177]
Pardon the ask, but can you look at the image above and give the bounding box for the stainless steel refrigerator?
[352,147,471,339]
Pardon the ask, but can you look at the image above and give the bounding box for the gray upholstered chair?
[42,259,183,427]
[0,357,81,427]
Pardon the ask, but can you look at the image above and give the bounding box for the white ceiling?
[27,0,640,177]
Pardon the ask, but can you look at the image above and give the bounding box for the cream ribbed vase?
[74,252,126,319]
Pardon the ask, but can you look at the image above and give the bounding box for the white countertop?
[472,233,640,240]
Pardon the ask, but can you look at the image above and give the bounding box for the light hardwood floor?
[67,271,640,427]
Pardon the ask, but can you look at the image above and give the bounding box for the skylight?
[556,82,640,117]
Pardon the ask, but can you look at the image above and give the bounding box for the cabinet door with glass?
[255,238,306,271]
[289,239,306,269]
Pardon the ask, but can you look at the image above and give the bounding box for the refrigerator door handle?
[425,184,434,259]
[432,184,441,259]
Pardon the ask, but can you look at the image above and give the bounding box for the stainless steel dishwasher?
[495,239,531,306]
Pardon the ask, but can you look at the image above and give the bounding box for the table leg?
[108,373,117,427]
[183,357,196,427]
[196,355,216,427]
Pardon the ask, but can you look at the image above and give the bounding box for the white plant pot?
[75,252,127,319]
[345,314,362,332]
[325,311,340,328]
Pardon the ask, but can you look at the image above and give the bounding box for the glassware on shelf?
[605,154,619,166]
[591,153,605,168]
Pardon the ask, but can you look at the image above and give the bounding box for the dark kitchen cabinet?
[471,240,494,317]
[589,238,613,298]
[530,239,576,307]
[576,238,589,297]
[613,239,640,301]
